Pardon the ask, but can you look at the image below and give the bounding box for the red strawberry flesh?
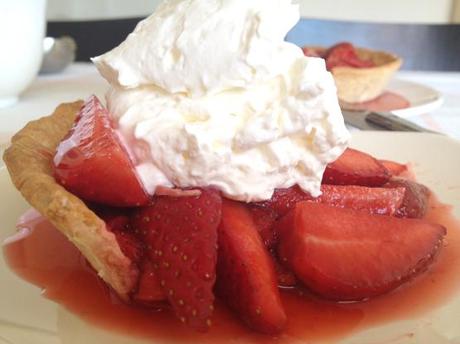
[379,160,408,177]
[102,213,144,265]
[110,229,144,265]
[323,42,375,70]
[277,202,446,301]
[323,148,390,186]
[272,254,297,288]
[385,178,430,218]
[216,199,287,334]
[259,184,405,217]
[318,184,405,216]
[54,95,149,207]
[132,189,221,331]
[247,204,279,249]
[132,259,166,305]
[98,210,165,304]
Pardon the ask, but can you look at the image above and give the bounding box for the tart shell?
[305,46,402,104]
[2,101,138,299]
[332,48,402,104]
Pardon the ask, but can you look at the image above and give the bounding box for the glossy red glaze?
[54,96,149,207]
[341,91,411,112]
[3,197,460,343]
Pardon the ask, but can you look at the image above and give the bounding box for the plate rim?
[387,78,444,118]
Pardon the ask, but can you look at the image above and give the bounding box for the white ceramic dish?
[1,132,460,344]
[388,79,444,118]
[0,133,11,161]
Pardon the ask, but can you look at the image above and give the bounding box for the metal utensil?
[365,111,441,134]
[342,110,442,134]
[39,36,77,74]
[342,110,388,131]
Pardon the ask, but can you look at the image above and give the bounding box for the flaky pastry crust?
[3,101,138,299]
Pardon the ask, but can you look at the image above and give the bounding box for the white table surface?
[1,63,459,159]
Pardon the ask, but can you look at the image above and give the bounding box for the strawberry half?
[385,178,430,218]
[247,205,279,249]
[132,189,221,331]
[272,255,297,288]
[277,202,446,301]
[132,259,166,305]
[216,200,287,334]
[379,160,408,177]
[322,148,390,186]
[318,184,405,216]
[103,213,144,265]
[323,42,375,70]
[259,184,405,217]
[54,95,149,207]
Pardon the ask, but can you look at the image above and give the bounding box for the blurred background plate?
[388,79,444,118]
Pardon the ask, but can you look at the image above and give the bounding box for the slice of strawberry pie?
[1,0,451,338]
[3,95,447,336]
[4,99,139,298]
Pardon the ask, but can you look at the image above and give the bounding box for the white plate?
[1,132,460,344]
[388,79,444,118]
[0,133,11,161]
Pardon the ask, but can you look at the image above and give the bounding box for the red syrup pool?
[341,91,410,112]
[3,198,460,344]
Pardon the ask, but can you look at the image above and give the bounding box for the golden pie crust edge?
[2,101,138,299]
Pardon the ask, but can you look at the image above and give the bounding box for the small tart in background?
[333,48,402,104]
[303,43,402,104]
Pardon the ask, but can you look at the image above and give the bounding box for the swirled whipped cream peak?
[92,0,350,202]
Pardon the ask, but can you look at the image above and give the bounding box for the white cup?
[0,0,47,108]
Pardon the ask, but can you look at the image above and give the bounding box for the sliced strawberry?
[323,42,357,70]
[259,184,405,217]
[103,214,144,265]
[379,159,408,177]
[277,202,446,301]
[257,186,308,218]
[324,42,356,58]
[132,189,221,331]
[341,54,375,68]
[132,259,166,305]
[272,255,297,288]
[111,229,144,264]
[216,200,287,334]
[385,178,430,218]
[103,214,130,232]
[54,95,149,207]
[318,184,405,216]
[324,42,375,70]
[322,148,390,186]
[247,205,279,249]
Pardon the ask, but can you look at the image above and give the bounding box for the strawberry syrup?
[341,91,410,112]
[3,199,460,343]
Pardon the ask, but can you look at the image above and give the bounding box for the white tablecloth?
[1,63,459,159]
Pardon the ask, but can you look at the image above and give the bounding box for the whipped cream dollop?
[93,0,350,202]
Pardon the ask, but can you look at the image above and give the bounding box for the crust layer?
[3,101,138,298]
